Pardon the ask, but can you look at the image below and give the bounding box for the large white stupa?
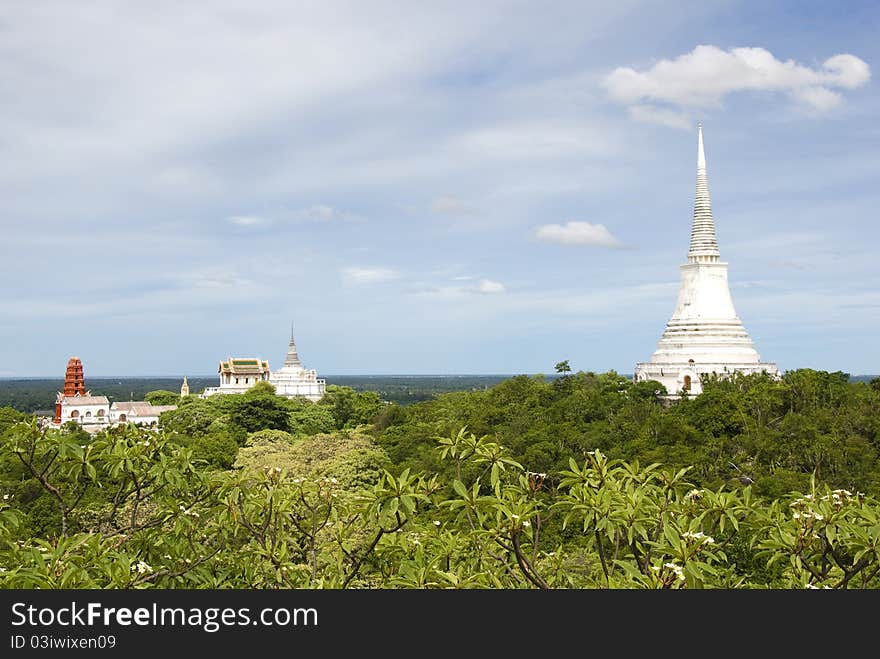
[269,325,326,402]
[634,125,779,396]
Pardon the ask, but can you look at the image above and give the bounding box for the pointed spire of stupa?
[688,123,720,263]
[284,322,302,368]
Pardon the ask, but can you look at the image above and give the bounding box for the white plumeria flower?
[132,561,153,574]
[664,562,686,581]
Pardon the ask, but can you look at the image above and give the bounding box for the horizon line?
[2,370,877,380]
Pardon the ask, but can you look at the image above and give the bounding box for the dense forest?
[1,369,879,588]
[0,375,517,413]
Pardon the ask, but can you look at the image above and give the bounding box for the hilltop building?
[199,325,326,402]
[52,357,177,432]
[180,376,189,397]
[56,393,111,428]
[269,327,326,402]
[634,125,779,397]
[200,358,271,397]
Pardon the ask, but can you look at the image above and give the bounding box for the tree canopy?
[2,368,879,589]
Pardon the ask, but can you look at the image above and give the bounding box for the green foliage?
[319,385,385,429]
[3,366,880,589]
[184,432,239,470]
[225,388,292,439]
[757,478,880,588]
[235,430,390,491]
[0,406,29,435]
[144,390,181,406]
[159,398,224,437]
[376,368,880,499]
[287,399,336,436]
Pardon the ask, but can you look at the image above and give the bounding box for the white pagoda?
[269,326,326,402]
[634,125,779,397]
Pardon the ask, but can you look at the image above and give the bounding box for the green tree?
[159,398,224,437]
[225,387,292,440]
[554,360,571,375]
[287,399,336,436]
[144,390,181,406]
[319,385,384,429]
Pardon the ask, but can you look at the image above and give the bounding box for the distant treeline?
[0,374,526,413]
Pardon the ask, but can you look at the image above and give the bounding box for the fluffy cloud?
[341,267,398,285]
[534,221,621,247]
[604,45,870,126]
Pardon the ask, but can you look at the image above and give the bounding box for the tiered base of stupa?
[634,316,778,396]
[270,367,326,402]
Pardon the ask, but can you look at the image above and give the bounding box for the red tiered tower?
[54,357,87,423]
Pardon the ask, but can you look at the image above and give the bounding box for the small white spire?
[697,123,706,171]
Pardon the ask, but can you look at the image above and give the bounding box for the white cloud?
[341,267,398,285]
[475,279,505,294]
[627,105,692,130]
[604,45,870,123]
[534,221,622,247]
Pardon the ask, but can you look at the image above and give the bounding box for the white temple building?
[201,358,272,397]
[269,327,326,402]
[110,401,178,427]
[54,394,176,432]
[634,125,779,397]
[55,393,111,428]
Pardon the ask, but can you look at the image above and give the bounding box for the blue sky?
[1,1,878,377]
